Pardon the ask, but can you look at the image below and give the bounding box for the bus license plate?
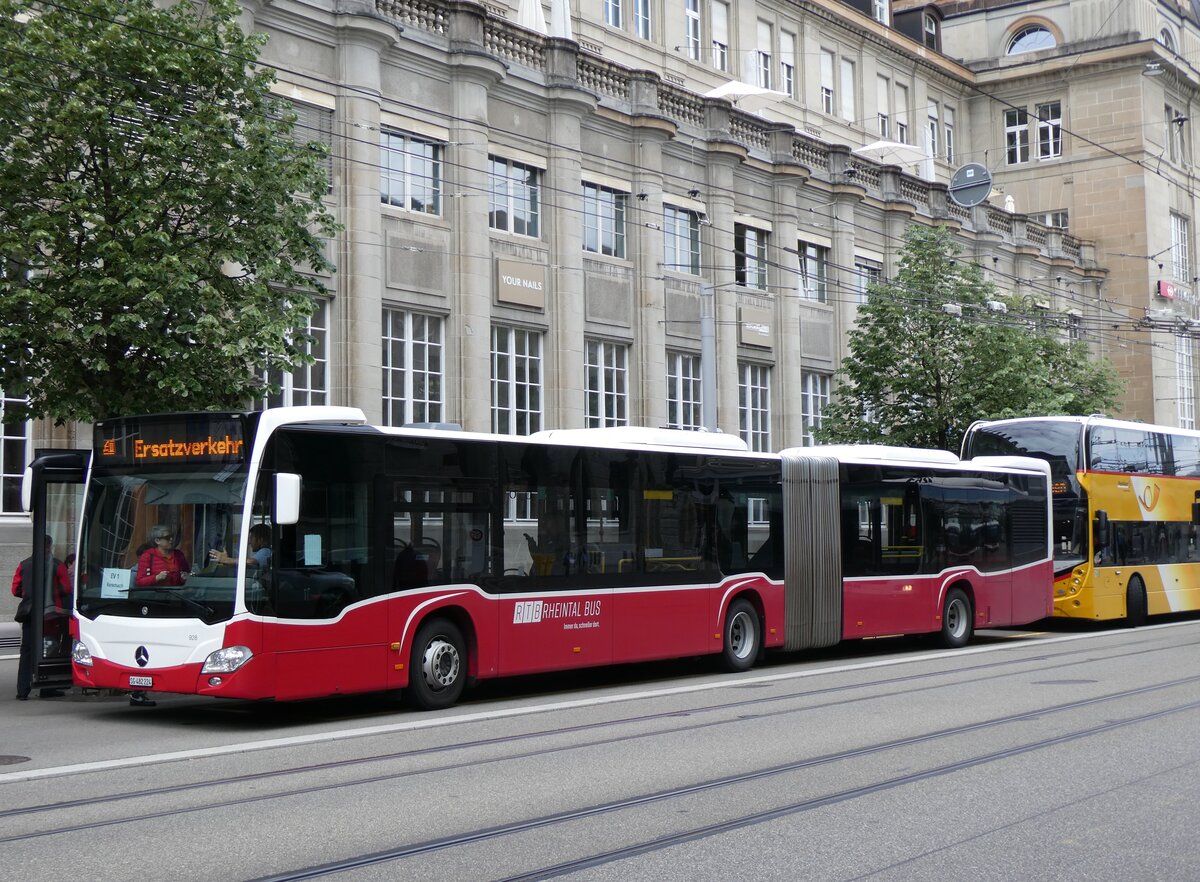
[129,676,153,688]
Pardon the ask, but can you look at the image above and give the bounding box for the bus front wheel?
[1124,576,1148,628]
[939,588,973,649]
[407,617,467,710]
[722,598,760,673]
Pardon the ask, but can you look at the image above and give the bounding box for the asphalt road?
[2,618,1198,881]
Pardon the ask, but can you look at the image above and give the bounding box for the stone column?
[704,145,744,436]
[332,16,399,421]
[446,7,506,431]
[771,131,806,448]
[630,114,675,428]
[545,84,596,429]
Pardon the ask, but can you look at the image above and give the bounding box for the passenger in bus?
[208,524,272,571]
[135,526,189,587]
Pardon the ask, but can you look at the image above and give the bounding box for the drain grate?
[0,755,30,766]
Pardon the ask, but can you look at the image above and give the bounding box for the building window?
[1031,209,1069,229]
[895,83,909,143]
[604,0,621,28]
[489,156,541,238]
[666,351,702,430]
[1005,108,1029,165]
[923,14,939,50]
[634,0,651,39]
[854,258,882,303]
[585,339,629,428]
[711,1,729,71]
[1036,101,1062,159]
[0,393,28,514]
[801,373,830,446]
[1159,26,1177,53]
[839,58,855,122]
[926,100,939,159]
[381,129,442,215]
[263,299,328,408]
[876,75,890,138]
[685,0,701,60]
[1166,103,1187,164]
[1178,338,1195,430]
[738,362,771,452]
[1067,313,1081,344]
[944,106,956,163]
[819,50,835,115]
[279,99,334,190]
[664,204,702,274]
[1007,25,1056,55]
[1171,212,1191,283]
[799,241,828,303]
[582,182,627,258]
[382,308,443,427]
[755,20,773,90]
[491,326,543,435]
[780,31,796,98]
[735,224,768,291]
[872,0,889,26]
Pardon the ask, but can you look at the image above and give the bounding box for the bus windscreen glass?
[965,420,1087,573]
[79,415,253,624]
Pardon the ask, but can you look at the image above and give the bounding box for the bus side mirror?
[20,466,32,513]
[1094,510,1109,549]
[275,473,302,525]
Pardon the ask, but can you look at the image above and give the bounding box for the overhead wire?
[6,0,1191,373]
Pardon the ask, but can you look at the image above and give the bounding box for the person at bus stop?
[135,525,189,588]
[11,535,70,700]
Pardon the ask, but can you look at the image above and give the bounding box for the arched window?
[1007,25,1056,55]
[1159,26,1177,53]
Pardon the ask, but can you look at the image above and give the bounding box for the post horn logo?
[1137,483,1161,512]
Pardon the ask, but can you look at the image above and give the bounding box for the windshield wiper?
[138,586,216,620]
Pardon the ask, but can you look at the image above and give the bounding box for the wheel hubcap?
[729,611,754,659]
[421,638,460,690]
[947,599,966,638]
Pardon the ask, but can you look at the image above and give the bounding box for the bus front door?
[20,449,89,690]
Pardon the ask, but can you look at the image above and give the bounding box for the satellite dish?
[948,163,993,208]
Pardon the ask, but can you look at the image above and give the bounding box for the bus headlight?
[201,646,253,674]
[72,640,93,667]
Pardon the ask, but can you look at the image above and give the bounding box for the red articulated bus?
[69,408,1053,708]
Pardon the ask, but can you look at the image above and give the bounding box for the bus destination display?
[95,416,247,466]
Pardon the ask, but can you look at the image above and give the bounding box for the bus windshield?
[77,466,250,624]
[964,419,1088,573]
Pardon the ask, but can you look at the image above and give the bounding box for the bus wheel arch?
[721,596,762,673]
[939,583,974,649]
[1124,575,1148,628]
[406,613,470,710]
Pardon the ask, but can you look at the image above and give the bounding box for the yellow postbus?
[963,415,1200,625]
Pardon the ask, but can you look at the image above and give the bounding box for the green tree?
[0,0,338,423]
[816,224,1122,452]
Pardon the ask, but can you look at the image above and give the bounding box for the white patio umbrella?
[517,0,547,34]
[549,0,572,39]
[851,139,928,168]
[703,80,790,113]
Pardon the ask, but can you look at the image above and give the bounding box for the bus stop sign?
[948,163,993,208]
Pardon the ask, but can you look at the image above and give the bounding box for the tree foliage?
[0,0,339,423]
[816,224,1123,452]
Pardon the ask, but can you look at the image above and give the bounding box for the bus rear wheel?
[722,598,760,673]
[407,617,466,710]
[939,588,973,649]
[1124,576,1148,628]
